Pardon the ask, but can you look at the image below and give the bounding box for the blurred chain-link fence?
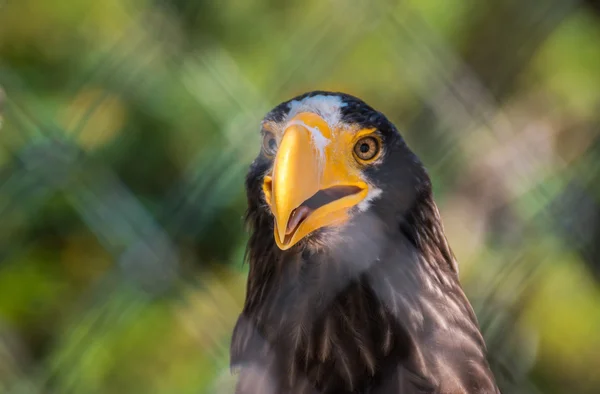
[1,0,600,393]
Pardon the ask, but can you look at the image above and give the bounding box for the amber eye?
[354,136,380,161]
[262,133,278,157]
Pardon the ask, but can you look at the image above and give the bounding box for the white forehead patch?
[283,95,346,168]
[286,94,347,127]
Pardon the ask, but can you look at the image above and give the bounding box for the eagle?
[230,91,500,394]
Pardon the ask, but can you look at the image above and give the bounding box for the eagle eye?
[354,136,380,161]
[262,133,278,157]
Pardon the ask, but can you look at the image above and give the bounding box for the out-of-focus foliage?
[1,0,600,393]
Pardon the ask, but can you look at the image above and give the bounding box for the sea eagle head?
[246,91,430,253]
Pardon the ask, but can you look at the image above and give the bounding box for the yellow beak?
[262,113,368,250]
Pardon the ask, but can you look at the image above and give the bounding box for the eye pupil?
[268,138,276,150]
[359,143,370,153]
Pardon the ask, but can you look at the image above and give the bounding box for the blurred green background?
[1,0,600,393]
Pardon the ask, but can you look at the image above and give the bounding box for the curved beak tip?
[273,223,291,250]
[276,221,287,247]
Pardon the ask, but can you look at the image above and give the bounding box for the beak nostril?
[262,176,273,206]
